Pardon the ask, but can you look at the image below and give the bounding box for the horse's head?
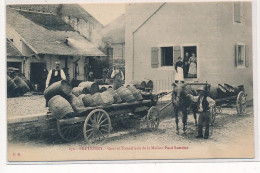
[172,82,187,97]
[172,82,192,107]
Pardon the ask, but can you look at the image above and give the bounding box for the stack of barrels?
[128,79,154,100]
[7,75,30,98]
[45,79,152,120]
[208,84,244,100]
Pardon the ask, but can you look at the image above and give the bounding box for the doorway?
[30,62,47,91]
[183,46,197,78]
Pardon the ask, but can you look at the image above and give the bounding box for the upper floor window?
[234,2,243,23]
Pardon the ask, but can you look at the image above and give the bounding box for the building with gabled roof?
[7,39,25,76]
[125,2,253,100]
[6,5,106,90]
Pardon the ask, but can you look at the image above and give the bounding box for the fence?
[151,75,175,94]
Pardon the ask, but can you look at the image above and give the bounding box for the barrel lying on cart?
[56,99,160,144]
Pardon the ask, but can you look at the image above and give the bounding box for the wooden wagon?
[56,94,160,144]
[186,82,247,125]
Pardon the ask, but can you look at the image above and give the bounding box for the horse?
[172,82,198,134]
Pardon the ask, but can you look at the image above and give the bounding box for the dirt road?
[8,105,254,161]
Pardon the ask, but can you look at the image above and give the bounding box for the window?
[235,43,247,67]
[161,47,173,66]
[234,2,243,23]
[151,45,198,79]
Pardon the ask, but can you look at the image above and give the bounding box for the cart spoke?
[98,130,106,140]
[62,127,70,136]
[98,113,104,124]
[96,112,101,122]
[100,124,109,127]
[100,118,108,125]
[87,131,94,139]
[86,124,94,128]
[85,128,94,133]
[100,128,109,133]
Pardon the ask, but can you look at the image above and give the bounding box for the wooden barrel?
[129,81,146,90]
[82,94,97,107]
[7,76,18,98]
[237,85,245,92]
[144,79,153,91]
[78,81,99,95]
[94,79,105,85]
[44,80,72,102]
[209,85,228,99]
[92,92,114,106]
[106,88,122,104]
[101,91,114,105]
[78,94,85,101]
[70,79,83,88]
[68,94,85,112]
[140,91,151,100]
[218,84,229,97]
[223,84,236,96]
[48,95,75,120]
[209,86,219,99]
[7,76,18,91]
[127,85,143,101]
[13,76,30,95]
[99,85,113,92]
[72,87,87,97]
[116,86,136,103]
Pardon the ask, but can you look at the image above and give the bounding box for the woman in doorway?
[187,53,197,78]
[175,57,184,83]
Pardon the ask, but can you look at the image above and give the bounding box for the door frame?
[181,43,200,80]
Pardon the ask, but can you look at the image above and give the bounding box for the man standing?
[111,65,124,90]
[189,85,215,139]
[183,52,190,78]
[45,61,66,88]
[45,62,66,107]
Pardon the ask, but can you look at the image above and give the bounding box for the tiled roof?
[8,4,104,29]
[7,39,24,57]
[6,7,105,56]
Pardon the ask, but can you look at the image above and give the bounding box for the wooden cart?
[186,83,247,125]
[56,95,159,144]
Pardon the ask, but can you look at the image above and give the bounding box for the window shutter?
[173,46,181,64]
[245,45,249,67]
[234,44,238,67]
[234,2,241,23]
[151,47,159,68]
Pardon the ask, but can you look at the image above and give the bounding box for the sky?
[80,3,126,26]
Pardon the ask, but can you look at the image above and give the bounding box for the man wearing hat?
[45,62,66,88]
[189,85,215,139]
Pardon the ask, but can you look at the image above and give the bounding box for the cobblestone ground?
[7,93,48,117]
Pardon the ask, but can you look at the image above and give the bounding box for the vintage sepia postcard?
[5,0,256,162]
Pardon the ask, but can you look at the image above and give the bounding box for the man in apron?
[111,65,124,90]
[45,62,66,107]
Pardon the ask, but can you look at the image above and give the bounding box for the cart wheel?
[83,109,111,145]
[146,106,160,131]
[210,104,217,125]
[57,121,82,142]
[236,91,247,115]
